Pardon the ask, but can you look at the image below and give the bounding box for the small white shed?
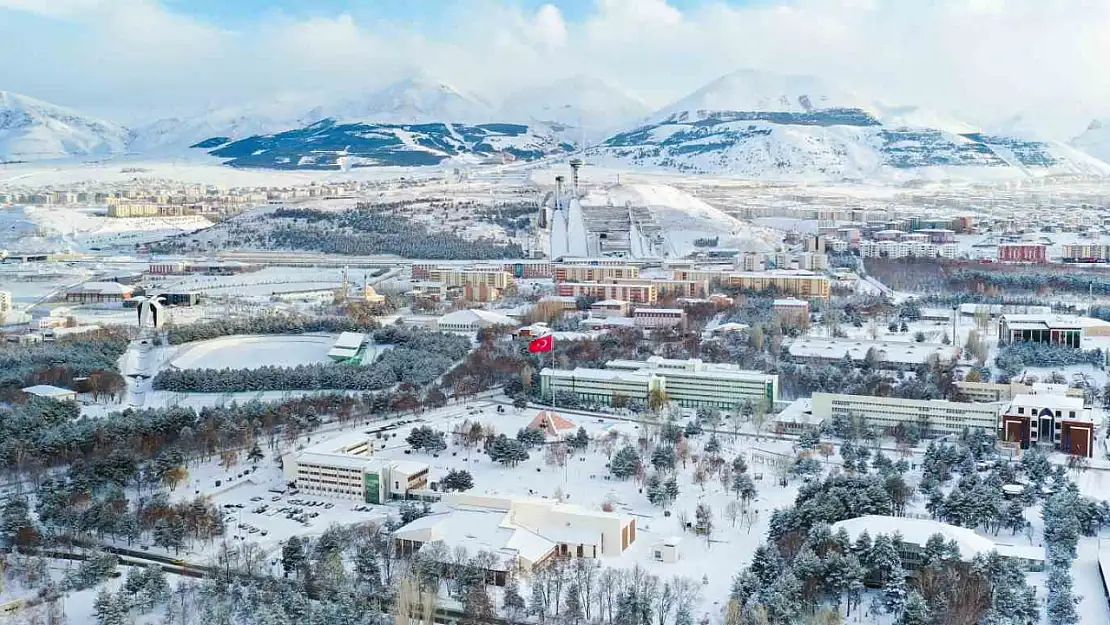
[651,536,682,563]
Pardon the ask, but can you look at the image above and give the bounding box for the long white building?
[282,432,430,504]
[541,357,778,409]
[811,393,1002,439]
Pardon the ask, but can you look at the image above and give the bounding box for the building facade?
[632,308,686,329]
[553,264,640,283]
[811,393,1001,439]
[541,357,778,409]
[556,282,658,304]
[999,390,1095,457]
[671,269,830,300]
[997,243,1048,264]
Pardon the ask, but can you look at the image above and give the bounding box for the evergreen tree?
[440,469,475,492]
[282,535,305,577]
[610,445,641,480]
[651,445,677,472]
[900,589,929,625]
[247,442,264,466]
[503,577,527,622]
[569,427,590,451]
[704,434,721,455]
[797,427,820,451]
[93,588,124,625]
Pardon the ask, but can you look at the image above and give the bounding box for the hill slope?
[205,119,573,169]
[0,91,131,161]
[587,70,1110,181]
[499,75,650,141]
[1072,119,1110,164]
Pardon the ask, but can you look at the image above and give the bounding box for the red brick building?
[997,243,1047,264]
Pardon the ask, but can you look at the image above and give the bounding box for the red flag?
[528,334,554,353]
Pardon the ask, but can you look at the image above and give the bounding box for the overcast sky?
[1,0,1107,137]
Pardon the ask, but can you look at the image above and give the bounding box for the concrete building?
[392,493,637,583]
[22,384,78,402]
[1062,243,1110,263]
[553,264,639,283]
[436,309,517,333]
[541,357,778,409]
[831,516,1043,573]
[671,269,830,300]
[955,381,1084,403]
[997,314,1110,349]
[997,243,1048,264]
[556,282,658,305]
[64,282,135,304]
[632,308,686,329]
[1000,387,1096,457]
[788,338,959,371]
[773,298,809,325]
[590,299,630,318]
[283,433,430,503]
[651,537,683,563]
[811,393,1002,439]
[429,266,515,291]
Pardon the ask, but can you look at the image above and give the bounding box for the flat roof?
[788,338,958,364]
[333,332,365,349]
[22,384,76,398]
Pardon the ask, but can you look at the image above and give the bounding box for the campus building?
[810,393,1002,439]
[541,357,778,409]
[392,493,637,584]
[999,387,1096,457]
[553,264,640,283]
[282,433,430,503]
[556,282,658,305]
[831,516,1043,573]
[632,308,686,329]
[955,381,1084,403]
[997,314,1110,349]
[670,269,830,300]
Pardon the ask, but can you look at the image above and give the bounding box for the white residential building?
[541,357,778,409]
[811,393,1002,439]
[22,385,78,402]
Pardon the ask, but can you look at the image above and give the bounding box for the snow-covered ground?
[1,204,213,253]
[167,334,336,370]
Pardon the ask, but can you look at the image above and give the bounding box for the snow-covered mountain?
[499,75,650,142]
[204,119,573,169]
[0,91,131,161]
[130,96,326,155]
[321,77,496,125]
[1072,119,1110,164]
[587,70,1110,181]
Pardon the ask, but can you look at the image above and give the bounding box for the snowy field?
[0,204,213,253]
[167,334,336,370]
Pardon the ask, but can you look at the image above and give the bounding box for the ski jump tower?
[549,160,589,260]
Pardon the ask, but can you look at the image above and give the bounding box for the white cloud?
[0,0,1107,138]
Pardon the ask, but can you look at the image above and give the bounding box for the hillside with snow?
[322,77,495,125]
[204,119,573,169]
[0,91,131,162]
[586,70,1110,182]
[499,75,651,142]
[1072,119,1110,164]
[130,95,327,155]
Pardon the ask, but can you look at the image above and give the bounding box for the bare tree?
[725,500,741,527]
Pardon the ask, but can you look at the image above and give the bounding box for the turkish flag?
[528,334,554,353]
